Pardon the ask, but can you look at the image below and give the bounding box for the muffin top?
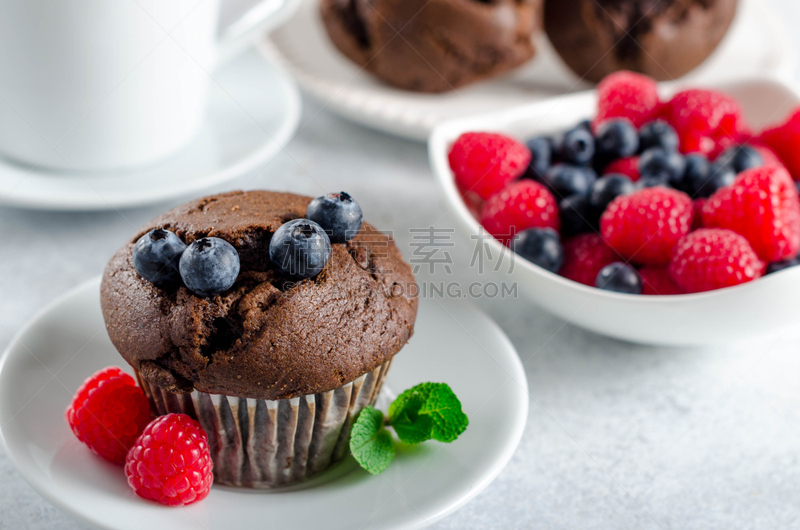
[544,0,736,82]
[320,0,540,93]
[101,191,418,400]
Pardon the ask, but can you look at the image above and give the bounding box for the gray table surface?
[4,1,800,527]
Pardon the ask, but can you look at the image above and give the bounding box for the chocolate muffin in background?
[101,190,417,488]
[320,0,542,93]
[544,0,737,83]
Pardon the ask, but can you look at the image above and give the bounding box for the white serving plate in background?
[429,78,800,346]
[263,0,793,142]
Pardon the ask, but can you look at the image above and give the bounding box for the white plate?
[0,50,301,211]
[429,77,800,346]
[262,0,793,142]
[0,278,527,530]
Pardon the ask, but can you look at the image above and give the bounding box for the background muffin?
[101,190,417,487]
[321,0,542,93]
[544,0,737,83]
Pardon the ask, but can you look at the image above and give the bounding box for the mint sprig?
[349,382,468,475]
[349,406,395,475]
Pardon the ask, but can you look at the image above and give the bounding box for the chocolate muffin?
[544,0,737,83]
[320,0,541,93]
[101,190,417,487]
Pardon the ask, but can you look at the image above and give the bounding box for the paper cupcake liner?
[135,360,391,488]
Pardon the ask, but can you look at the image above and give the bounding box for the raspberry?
[638,267,682,295]
[702,166,800,262]
[709,134,736,160]
[679,131,715,156]
[603,156,640,181]
[479,180,559,244]
[594,71,660,128]
[65,367,152,464]
[600,187,693,265]
[559,233,619,286]
[759,108,800,180]
[669,229,764,293]
[125,413,213,506]
[665,89,743,140]
[449,132,531,200]
[754,145,786,171]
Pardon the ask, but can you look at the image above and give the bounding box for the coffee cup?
[0,0,295,171]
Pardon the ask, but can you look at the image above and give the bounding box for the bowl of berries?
[430,72,800,345]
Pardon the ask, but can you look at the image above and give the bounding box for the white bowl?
[430,78,800,345]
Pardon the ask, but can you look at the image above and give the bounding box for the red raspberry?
[600,187,693,265]
[679,131,715,156]
[603,156,640,181]
[754,145,787,171]
[449,132,531,200]
[759,108,800,180]
[702,166,800,262]
[709,134,736,160]
[480,180,559,244]
[665,89,744,140]
[65,367,152,464]
[125,413,213,506]
[669,229,764,293]
[594,71,660,128]
[638,267,682,295]
[559,233,619,286]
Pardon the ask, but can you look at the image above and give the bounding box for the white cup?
[0,0,293,171]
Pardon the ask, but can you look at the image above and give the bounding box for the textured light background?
[2,0,800,528]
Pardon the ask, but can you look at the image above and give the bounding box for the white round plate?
[0,278,527,530]
[0,50,301,211]
[262,0,793,142]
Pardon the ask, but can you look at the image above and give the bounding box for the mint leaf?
[349,406,395,475]
[419,384,470,442]
[388,383,469,444]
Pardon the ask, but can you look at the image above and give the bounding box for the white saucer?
[0,50,301,211]
[262,0,793,141]
[0,278,528,530]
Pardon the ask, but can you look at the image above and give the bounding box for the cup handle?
[216,0,297,64]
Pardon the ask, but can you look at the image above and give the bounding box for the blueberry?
[525,137,553,179]
[560,195,596,238]
[595,262,642,294]
[306,192,363,243]
[542,164,597,198]
[595,119,639,160]
[715,145,763,173]
[638,120,679,153]
[509,228,564,273]
[577,119,592,132]
[556,126,595,165]
[689,163,736,198]
[132,228,187,287]
[269,219,331,280]
[179,237,240,297]
[680,154,711,194]
[639,147,685,186]
[766,256,800,275]
[589,174,634,212]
